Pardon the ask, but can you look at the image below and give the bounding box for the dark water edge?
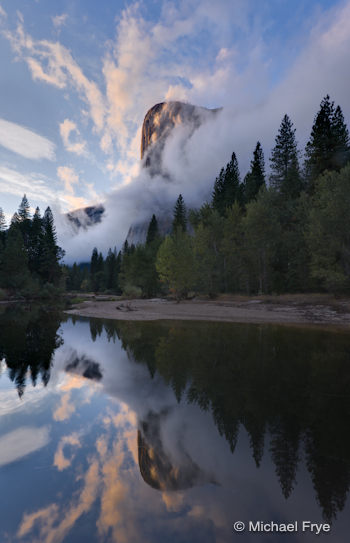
[1,306,350,542]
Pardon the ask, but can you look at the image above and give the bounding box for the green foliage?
[212,152,243,214]
[307,165,350,292]
[305,95,350,191]
[18,194,31,221]
[0,207,6,232]
[243,188,282,294]
[270,114,302,199]
[0,197,64,297]
[172,194,187,232]
[156,230,195,300]
[120,241,161,297]
[0,224,31,292]
[243,141,265,203]
[88,96,350,298]
[192,208,225,295]
[146,214,159,245]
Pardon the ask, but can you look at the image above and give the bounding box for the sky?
[0,0,349,260]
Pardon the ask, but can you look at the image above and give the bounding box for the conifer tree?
[122,240,129,255]
[305,95,350,190]
[28,207,43,275]
[212,152,242,214]
[172,194,187,232]
[270,115,302,199]
[0,224,31,291]
[146,214,159,245]
[18,194,31,221]
[243,141,266,203]
[11,212,20,224]
[212,168,226,214]
[332,105,350,170]
[39,207,64,284]
[0,207,6,232]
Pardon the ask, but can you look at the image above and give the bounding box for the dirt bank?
[65,295,350,327]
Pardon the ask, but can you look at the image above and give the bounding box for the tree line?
[80,94,350,298]
[0,196,64,298]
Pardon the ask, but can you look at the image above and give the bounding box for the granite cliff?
[67,101,220,244]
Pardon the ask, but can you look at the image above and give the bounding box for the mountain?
[66,204,105,231]
[141,101,221,176]
[66,101,220,243]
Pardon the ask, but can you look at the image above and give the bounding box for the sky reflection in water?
[1,307,350,542]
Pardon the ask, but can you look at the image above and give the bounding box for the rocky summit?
[67,101,220,241]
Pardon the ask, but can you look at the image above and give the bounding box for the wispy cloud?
[0,166,56,201]
[0,118,55,160]
[59,119,87,156]
[52,13,68,31]
[0,426,50,467]
[0,4,6,20]
[5,21,105,133]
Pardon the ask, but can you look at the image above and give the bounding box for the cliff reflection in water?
[2,311,350,530]
[97,319,350,522]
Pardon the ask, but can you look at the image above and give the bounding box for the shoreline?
[65,295,350,327]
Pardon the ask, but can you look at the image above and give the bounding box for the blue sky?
[0,0,349,241]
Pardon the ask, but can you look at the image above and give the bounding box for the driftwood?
[116,303,136,312]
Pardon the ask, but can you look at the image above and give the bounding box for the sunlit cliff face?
[140,101,221,177]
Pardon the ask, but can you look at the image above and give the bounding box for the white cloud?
[59,119,87,156]
[0,166,57,201]
[0,118,55,160]
[0,426,50,467]
[0,4,7,20]
[57,165,79,193]
[5,21,105,133]
[52,13,68,30]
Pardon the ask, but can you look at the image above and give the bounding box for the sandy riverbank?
[65,295,350,327]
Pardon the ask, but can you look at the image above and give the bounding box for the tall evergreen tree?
[212,167,226,214]
[0,224,31,291]
[18,194,31,221]
[146,214,159,245]
[0,207,6,231]
[332,105,350,170]
[212,152,242,214]
[172,194,187,232]
[243,141,266,203]
[305,95,350,190]
[270,115,302,199]
[39,207,64,284]
[28,207,43,275]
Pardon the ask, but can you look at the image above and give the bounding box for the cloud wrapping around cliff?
[1,1,350,260]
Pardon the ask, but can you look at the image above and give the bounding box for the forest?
[0,94,349,299]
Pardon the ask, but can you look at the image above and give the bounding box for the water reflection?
[0,304,62,396]
[0,311,350,542]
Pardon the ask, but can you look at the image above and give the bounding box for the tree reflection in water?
[0,304,63,397]
[106,320,350,523]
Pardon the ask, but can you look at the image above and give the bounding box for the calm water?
[1,306,350,542]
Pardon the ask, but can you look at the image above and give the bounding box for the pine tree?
[270,115,302,199]
[146,214,159,245]
[243,141,266,203]
[0,224,31,291]
[0,207,6,231]
[212,152,242,214]
[28,207,43,275]
[212,168,225,215]
[332,105,350,170]
[18,194,31,221]
[39,207,64,285]
[11,212,20,224]
[305,95,350,190]
[172,194,187,233]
